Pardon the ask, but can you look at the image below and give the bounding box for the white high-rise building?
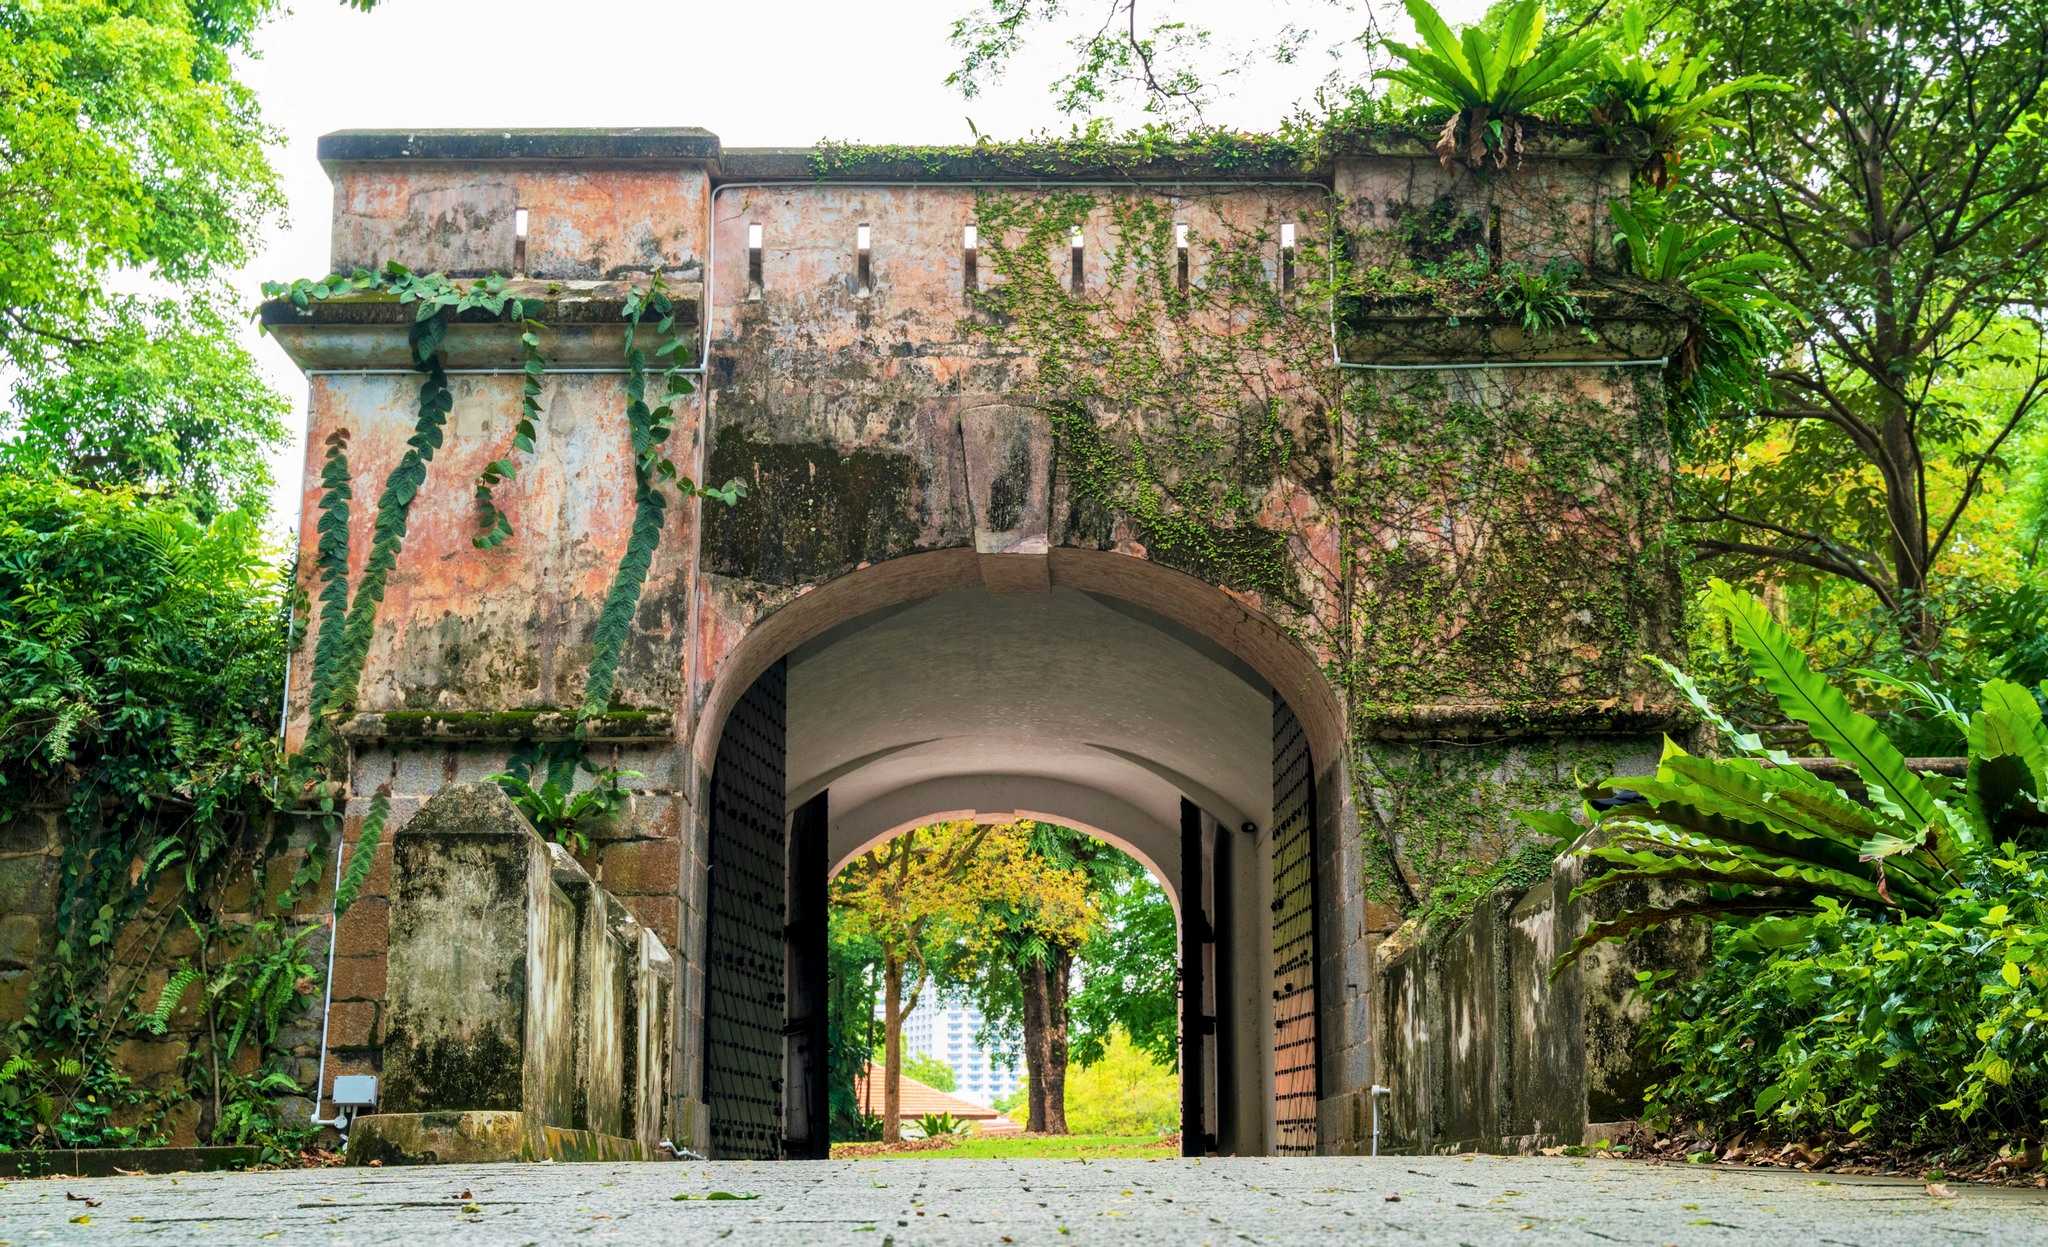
[901,998,1022,1108]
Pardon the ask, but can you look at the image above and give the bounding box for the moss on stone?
[701,425,925,585]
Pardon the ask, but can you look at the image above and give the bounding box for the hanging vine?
[966,186,1680,921]
[262,264,743,757]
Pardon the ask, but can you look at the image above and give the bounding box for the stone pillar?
[353,782,670,1164]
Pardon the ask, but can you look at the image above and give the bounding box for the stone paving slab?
[4,1155,2047,1245]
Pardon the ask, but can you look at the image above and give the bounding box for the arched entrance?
[829,815,1179,1141]
[689,548,1351,1160]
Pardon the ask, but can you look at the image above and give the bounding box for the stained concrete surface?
[5,1155,2046,1245]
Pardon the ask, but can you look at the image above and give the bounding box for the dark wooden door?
[704,660,789,1159]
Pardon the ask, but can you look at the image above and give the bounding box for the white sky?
[236,0,1484,529]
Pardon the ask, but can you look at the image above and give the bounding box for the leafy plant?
[1611,192,1791,436]
[487,765,639,855]
[1587,5,1787,188]
[1377,0,1603,168]
[579,273,745,719]
[1643,848,2048,1149]
[914,1111,969,1138]
[333,791,390,916]
[1488,259,1585,335]
[1559,579,2048,960]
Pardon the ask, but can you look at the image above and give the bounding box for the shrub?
[1644,847,2048,1149]
[913,1111,968,1139]
[1552,579,2048,1152]
[1556,579,2048,961]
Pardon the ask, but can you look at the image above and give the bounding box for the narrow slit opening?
[1069,226,1085,295]
[963,224,979,293]
[1175,222,1190,296]
[1280,222,1296,292]
[513,208,529,276]
[856,223,872,296]
[747,222,764,295]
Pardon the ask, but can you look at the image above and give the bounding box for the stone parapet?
[1369,829,1705,1155]
[357,783,673,1164]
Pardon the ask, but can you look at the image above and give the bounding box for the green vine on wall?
[581,276,742,718]
[262,263,745,755]
[963,186,1681,921]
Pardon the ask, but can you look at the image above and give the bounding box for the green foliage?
[308,430,353,733]
[0,1048,144,1151]
[913,1111,969,1139]
[333,791,388,915]
[1586,5,1787,188]
[142,968,200,1037]
[472,319,549,550]
[1068,869,1178,1070]
[486,765,637,856]
[1377,0,1602,165]
[579,274,744,719]
[0,476,287,943]
[1562,580,2048,959]
[1611,190,1790,438]
[1486,259,1585,336]
[1061,1029,1179,1136]
[902,1051,958,1094]
[0,0,279,371]
[1659,0,2048,648]
[828,909,883,1140]
[163,907,323,1163]
[1643,849,2048,1150]
[1,299,289,520]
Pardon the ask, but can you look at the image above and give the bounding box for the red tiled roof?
[851,1061,1010,1123]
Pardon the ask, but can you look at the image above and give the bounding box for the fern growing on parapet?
[1377,0,1602,168]
[1550,579,2048,962]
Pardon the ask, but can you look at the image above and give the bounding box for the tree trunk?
[1020,960,1049,1133]
[1877,394,1938,653]
[1040,947,1072,1135]
[882,949,904,1144]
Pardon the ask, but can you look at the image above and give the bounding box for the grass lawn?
[843,1133,1180,1160]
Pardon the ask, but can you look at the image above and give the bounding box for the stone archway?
[687,549,1355,1160]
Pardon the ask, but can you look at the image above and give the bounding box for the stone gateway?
[255,126,1692,1160]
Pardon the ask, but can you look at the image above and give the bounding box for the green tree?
[946,826,1174,1133]
[833,821,1092,1142]
[1628,0,2048,652]
[1068,868,1178,1069]
[901,1050,958,1093]
[828,908,883,1139]
[0,0,370,522]
[3,300,288,519]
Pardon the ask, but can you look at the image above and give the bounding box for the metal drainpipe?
[270,603,349,1135]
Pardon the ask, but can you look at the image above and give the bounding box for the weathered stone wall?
[1370,831,1705,1154]
[0,805,332,1147]
[357,782,673,1163]
[244,127,1694,1156]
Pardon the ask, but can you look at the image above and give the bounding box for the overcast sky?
[236,0,1484,528]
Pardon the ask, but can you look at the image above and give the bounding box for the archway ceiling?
[787,586,1274,868]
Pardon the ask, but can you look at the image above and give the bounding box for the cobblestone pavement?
[6,1155,2048,1245]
